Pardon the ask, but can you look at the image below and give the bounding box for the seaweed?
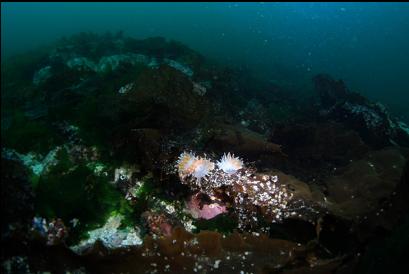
[34,158,135,243]
[1,110,62,154]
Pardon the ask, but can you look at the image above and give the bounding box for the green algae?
[34,154,136,243]
[1,110,61,154]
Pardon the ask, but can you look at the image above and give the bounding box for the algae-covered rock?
[34,158,135,243]
[70,214,142,255]
[1,111,62,154]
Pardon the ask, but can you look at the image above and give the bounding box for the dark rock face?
[314,74,409,148]
[1,158,35,273]
[270,122,369,182]
[313,74,355,108]
[325,148,406,218]
[204,123,283,160]
[125,65,211,130]
[1,158,35,238]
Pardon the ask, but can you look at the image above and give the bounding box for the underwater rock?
[54,122,101,164]
[141,195,199,233]
[31,217,68,246]
[163,58,194,77]
[128,128,162,170]
[3,33,220,164]
[62,53,194,78]
[64,144,99,163]
[314,74,409,148]
[56,122,82,144]
[2,141,99,179]
[347,152,409,246]
[71,227,335,274]
[1,256,31,274]
[176,151,326,231]
[33,65,53,86]
[111,164,144,202]
[1,111,61,155]
[270,122,370,181]
[22,100,48,120]
[66,56,97,72]
[191,81,207,96]
[1,158,34,238]
[353,216,409,274]
[70,215,142,254]
[2,223,348,274]
[98,54,153,72]
[142,211,177,237]
[117,82,135,94]
[342,102,409,147]
[205,123,283,160]
[34,160,135,242]
[325,147,406,219]
[65,53,158,74]
[2,147,61,176]
[238,98,271,133]
[125,65,211,130]
[313,74,354,108]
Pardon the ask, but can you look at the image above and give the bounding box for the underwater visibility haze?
[1,2,409,274]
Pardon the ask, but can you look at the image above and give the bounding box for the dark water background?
[2,2,409,121]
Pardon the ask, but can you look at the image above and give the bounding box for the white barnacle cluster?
[231,171,294,224]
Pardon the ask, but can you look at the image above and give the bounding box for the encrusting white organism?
[216,152,244,175]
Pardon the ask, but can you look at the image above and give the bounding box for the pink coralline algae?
[187,193,227,220]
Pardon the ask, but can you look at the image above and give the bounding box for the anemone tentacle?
[216,152,244,175]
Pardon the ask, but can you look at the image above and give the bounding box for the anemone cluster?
[176,152,246,195]
[177,152,243,179]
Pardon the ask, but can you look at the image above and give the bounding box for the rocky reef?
[1,32,409,273]
[313,74,409,148]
